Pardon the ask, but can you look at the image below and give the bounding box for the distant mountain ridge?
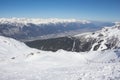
[0,18,114,41]
[0,18,90,25]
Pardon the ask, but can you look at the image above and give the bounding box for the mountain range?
[0,18,114,41]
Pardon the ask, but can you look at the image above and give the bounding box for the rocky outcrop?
[25,36,96,52]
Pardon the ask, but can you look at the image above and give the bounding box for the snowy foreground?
[0,36,120,80]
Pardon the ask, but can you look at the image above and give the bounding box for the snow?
[75,22,120,51]
[75,23,120,39]
[0,36,40,61]
[0,35,120,80]
[0,18,90,26]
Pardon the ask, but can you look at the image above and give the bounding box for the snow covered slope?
[0,35,120,80]
[75,22,120,51]
[0,36,41,61]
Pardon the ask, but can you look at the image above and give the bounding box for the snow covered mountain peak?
[115,22,120,25]
[0,18,91,25]
[74,22,120,51]
[114,22,120,29]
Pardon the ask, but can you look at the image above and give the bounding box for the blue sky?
[0,0,120,21]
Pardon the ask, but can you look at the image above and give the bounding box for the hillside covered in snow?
[0,29,120,80]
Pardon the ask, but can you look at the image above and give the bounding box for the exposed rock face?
[25,23,120,52]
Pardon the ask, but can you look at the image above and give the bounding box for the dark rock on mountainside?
[25,36,96,52]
